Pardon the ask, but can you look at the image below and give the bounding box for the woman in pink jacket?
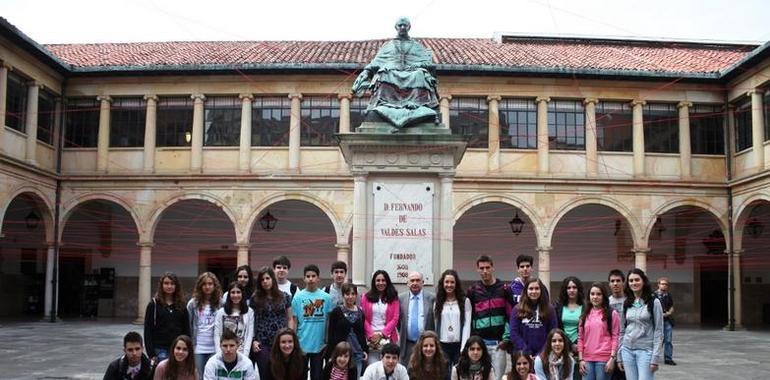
[360,269,400,365]
[577,282,620,380]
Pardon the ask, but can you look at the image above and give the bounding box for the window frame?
[595,101,633,152]
[547,99,585,151]
[300,96,339,147]
[5,72,27,132]
[203,96,241,147]
[734,97,752,153]
[498,98,537,149]
[156,96,194,147]
[109,97,146,148]
[251,96,291,147]
[450,97,489,148]
[690,104,725,155]
[64,98,100,148]
[37,89,57,145]
[643,103,679,154]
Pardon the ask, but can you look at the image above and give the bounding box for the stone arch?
[146,192,239,243]
[454,194,545,247]
[60,193,142,242]
[733,193,770,252]
[0,186,55,241]
[645,199,728,247]
[546,196,643,249]
[245,192,344,243]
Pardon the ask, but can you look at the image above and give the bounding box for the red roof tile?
[43,38,755,75]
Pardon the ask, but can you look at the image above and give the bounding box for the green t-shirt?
[562,305,583,343]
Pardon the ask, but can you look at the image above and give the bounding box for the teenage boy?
[291,264,333,380]
[607,269,627,380]
[655,276,676,365]
[204,330,257,380]
[273,255,298,299]
[323,260,348,307]
[361,343,409,380]
[510,254,534,305]
[467,255,512,380]
[103,331,152,380]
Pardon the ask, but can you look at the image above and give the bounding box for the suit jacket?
[398,289,436,352]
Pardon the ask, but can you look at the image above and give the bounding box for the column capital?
[536,246,553,253]
[234,242,251,249]
[143,94,159,102]
[288,93,303,100]
[239,93,254,101]
[439,93,452,101]
[630,99,646,107]
[96,95,112,103]
[1,61,12,70]
[137,241,154,248]
[747,89,766,97]
[535,96,550,104]
[486,95,502,103]
[352,172,368,180]
[26,80,41,88]
[337,93,353,101]
[583,98,599,105]
[676,101,693,109]
[633,247,651,254]
[438,173,455,180]
[191,93,206,101]
[334,243,351,250]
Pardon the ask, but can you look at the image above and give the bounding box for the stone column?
[239,93,254,173]
[143,95,158,173]
[749,90,766,171]
[439,94,451,127]
[677,101,692,179]
[338,93,352,133]
[439,174,454,272]
[235,242,250,267]
[632,100,646,177]
[351,173,367,286]
[96,96,112,172]
[633,248,650,272]
[731,249,744,328]
[190,94,206,172]
[335,243,351,268]
[537,246,552,292]
[0,63,9,151]
[584,98,599,177]
[43,242,56,319]
[536,97,550,175]
[25,82,40,164]
[288,93,303,171]
[136,242,153,324]
[487,95,501,173]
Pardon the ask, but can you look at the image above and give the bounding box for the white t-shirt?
[371,299,388,331]
[278,281,293,298]
[195,304,217,354]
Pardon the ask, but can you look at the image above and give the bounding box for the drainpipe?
[50,78,66,323]
[724,94,735,331]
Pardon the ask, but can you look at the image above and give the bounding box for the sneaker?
[664,359,677,365]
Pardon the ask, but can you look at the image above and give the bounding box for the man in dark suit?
[398,271,436,365]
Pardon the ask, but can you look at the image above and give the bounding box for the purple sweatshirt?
[510,304,557,356]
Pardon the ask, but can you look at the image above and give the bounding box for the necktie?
[409,294,419,341]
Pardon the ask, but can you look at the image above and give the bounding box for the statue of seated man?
[352,17,440,129]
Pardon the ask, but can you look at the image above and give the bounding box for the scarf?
[548,352,564,380]
[468,362,483,380]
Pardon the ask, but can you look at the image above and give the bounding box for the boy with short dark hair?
[510,254,534,305]
[324,260,348,307]
[103,331,152,380]
[607,269,627,380]
[272,255,298,298]
[361,343,408,380]
[291,264,333,380]
[203,330,257,380]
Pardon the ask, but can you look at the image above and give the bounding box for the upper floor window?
[204,96,240,146]
[350,97,370,132]
[690,104,724,155]
[548,100,585,150]
[64,98,99,148]
[734,97,752,152]
[450,97,488,148]
[499,98,536,149]
[301,96,339,146]
[252,97,291,146]
[37,89,56,145]
[643,103,679,153]
[156,97,193,147]
[5,72,27,132]
[110,97,146,147]
[596,101,632,152]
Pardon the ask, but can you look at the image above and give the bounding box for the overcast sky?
[2,0,768,44]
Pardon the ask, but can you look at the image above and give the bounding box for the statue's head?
[394,17,411,39]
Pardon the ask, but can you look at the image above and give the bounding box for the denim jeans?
[253,346,272,380]
[663,321,673,361]
[195,352,214,380]
[485,343,507,380]
[620,347,654,380]
[441,341,461,380]
[584,361,608,380]
[307,352,324,380]
[154,347,169,362]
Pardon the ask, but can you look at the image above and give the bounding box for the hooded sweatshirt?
[203,352,257,380]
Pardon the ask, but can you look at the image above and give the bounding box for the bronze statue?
[352,18,440,129]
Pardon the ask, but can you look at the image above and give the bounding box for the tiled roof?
[43,37,755,76]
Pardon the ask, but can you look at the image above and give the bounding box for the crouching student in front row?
[362,343,409,380]
[203,330,257,380]
[104,331,153,380]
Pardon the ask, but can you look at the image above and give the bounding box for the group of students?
[103,254,671,380]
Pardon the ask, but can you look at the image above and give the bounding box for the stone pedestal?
[338,122,467,286]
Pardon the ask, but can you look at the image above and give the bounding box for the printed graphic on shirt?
[301,298,327,319]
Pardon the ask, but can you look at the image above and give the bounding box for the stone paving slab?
[0,320,768,379]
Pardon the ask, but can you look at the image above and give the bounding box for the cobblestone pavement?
[0,319,768,379]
